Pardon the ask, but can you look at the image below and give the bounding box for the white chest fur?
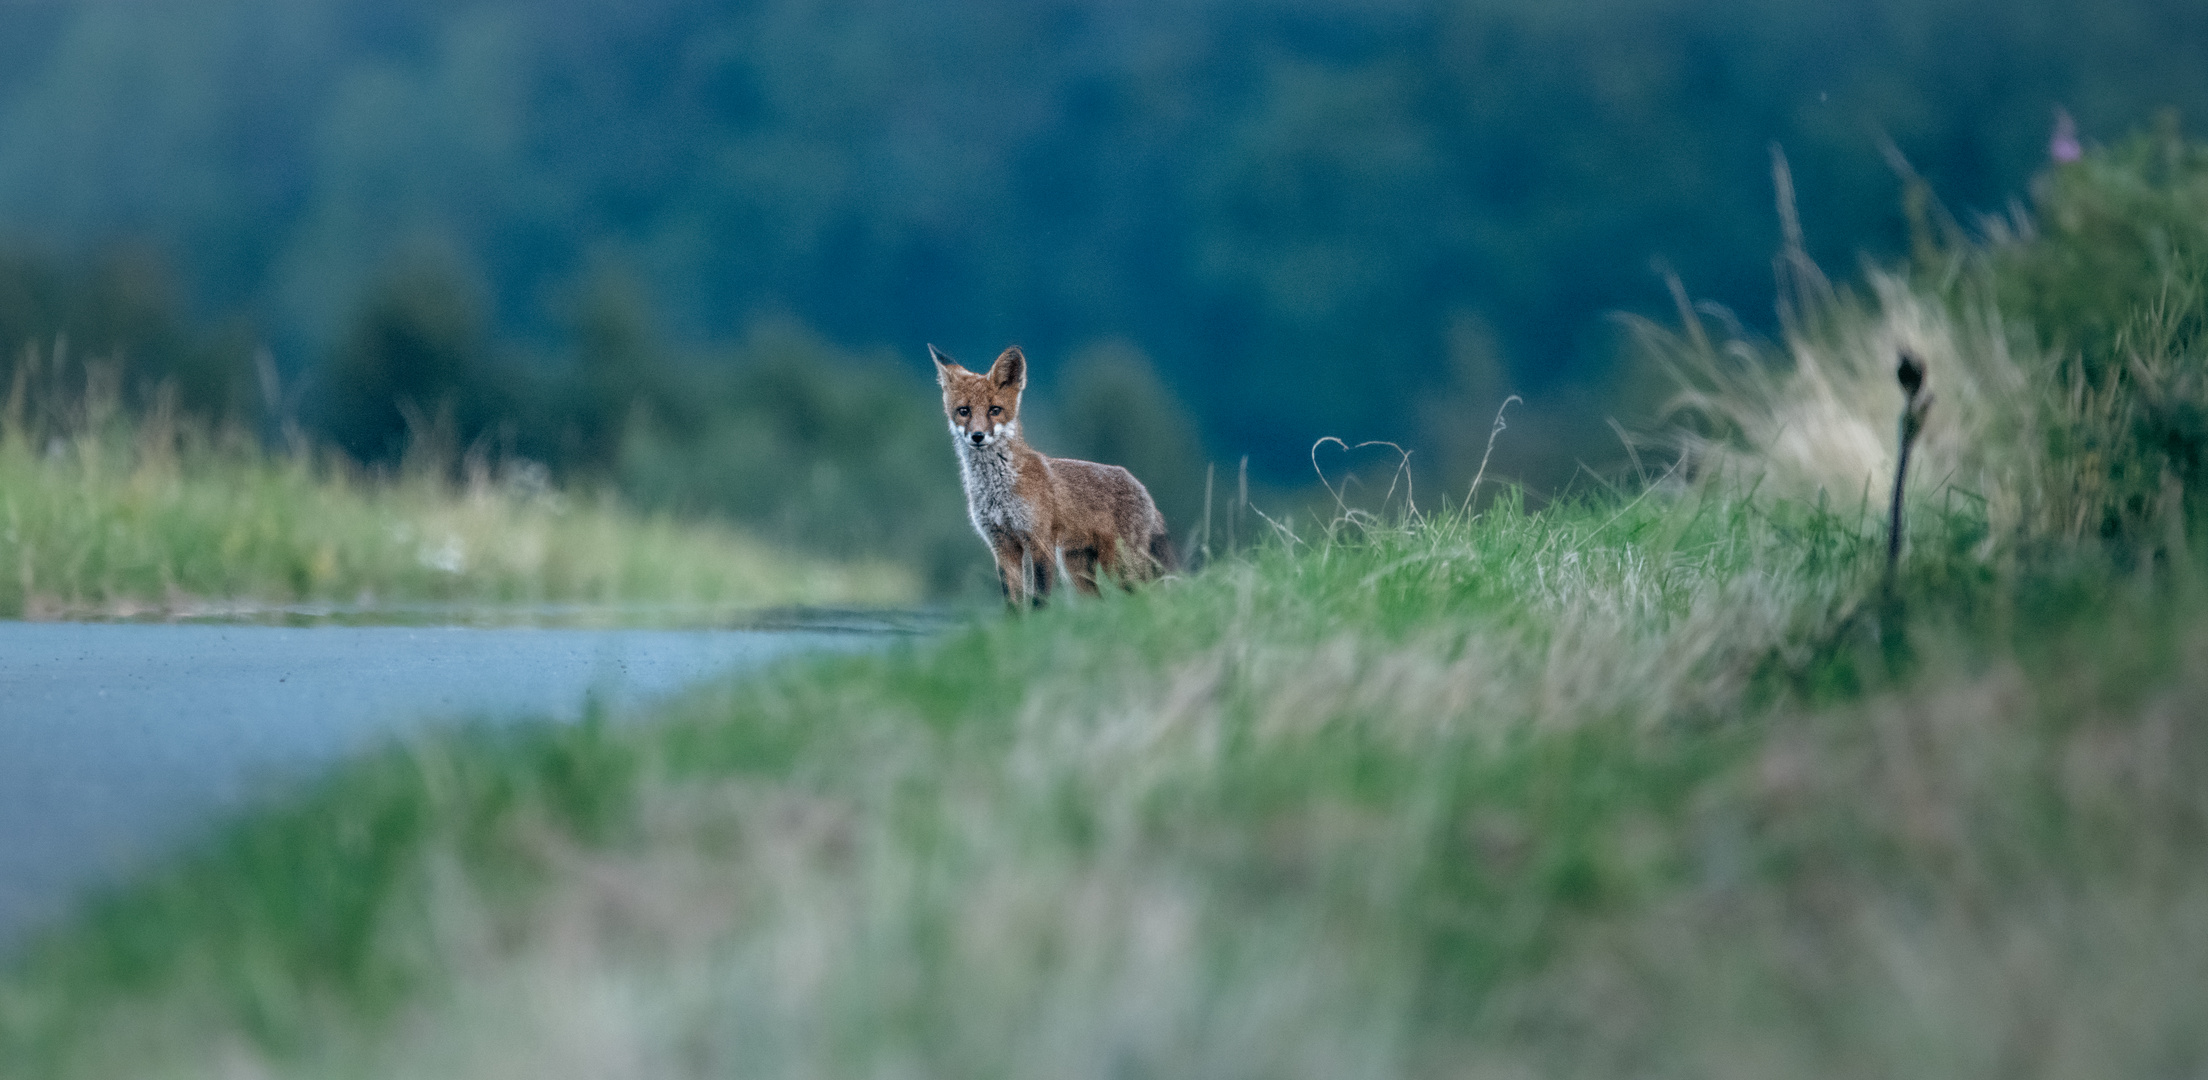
[956,439,1032,539]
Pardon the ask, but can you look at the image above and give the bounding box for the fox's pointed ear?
[989,346,1027,392]
[929,343,962,386]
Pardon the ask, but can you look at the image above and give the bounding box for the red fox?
[931,344,1174,605]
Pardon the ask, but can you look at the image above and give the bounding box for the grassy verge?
[0,376,917,617]
[7,477,2201,1078]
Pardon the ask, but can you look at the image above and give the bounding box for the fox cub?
[932,344,1173,605]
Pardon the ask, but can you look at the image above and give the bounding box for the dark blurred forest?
[0,0,2202,588]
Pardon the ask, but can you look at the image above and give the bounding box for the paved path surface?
[0,622,874,945]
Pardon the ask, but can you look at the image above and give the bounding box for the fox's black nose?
[969,431,987,445]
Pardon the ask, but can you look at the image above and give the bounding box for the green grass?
[0,379,917,617]
[10,479,2201,1079]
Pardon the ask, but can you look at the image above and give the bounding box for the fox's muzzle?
[969,431,987,446]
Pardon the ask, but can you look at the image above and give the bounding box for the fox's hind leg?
[1092,538,1149,592]
[1062,545,1102,596]
[1023,543,1054,606]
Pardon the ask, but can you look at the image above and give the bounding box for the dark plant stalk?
[1887,350,1933,580]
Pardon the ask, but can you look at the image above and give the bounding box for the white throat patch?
[954,425,1029,537]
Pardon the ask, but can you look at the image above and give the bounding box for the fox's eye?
[956,406,970,417]
[988,406,1002,416]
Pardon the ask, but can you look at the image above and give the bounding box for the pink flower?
[2050,107,2082,164]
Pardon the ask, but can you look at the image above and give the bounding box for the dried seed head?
[1896,350,1926,398]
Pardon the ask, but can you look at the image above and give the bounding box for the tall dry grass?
[1633,134,2208,564]
[1635,268,2045,545]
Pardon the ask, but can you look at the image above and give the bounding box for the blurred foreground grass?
[0,366,917,618]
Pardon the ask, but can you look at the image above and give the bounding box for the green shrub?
[1992,115,2208,380]
[1984,120,2208,549]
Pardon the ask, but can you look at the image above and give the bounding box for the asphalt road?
[0,622,873,946]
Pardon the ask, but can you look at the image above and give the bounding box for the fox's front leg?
[990,532,1028,607]
[989,531,1054,608]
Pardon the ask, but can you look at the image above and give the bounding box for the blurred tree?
[0,0,2205,491]
[311,250,516,464]
[0,246,258,423]
[1416,313,1518,493]
[562,268,674,469]
[614,326,978,592]
[1041,341,1211,544]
